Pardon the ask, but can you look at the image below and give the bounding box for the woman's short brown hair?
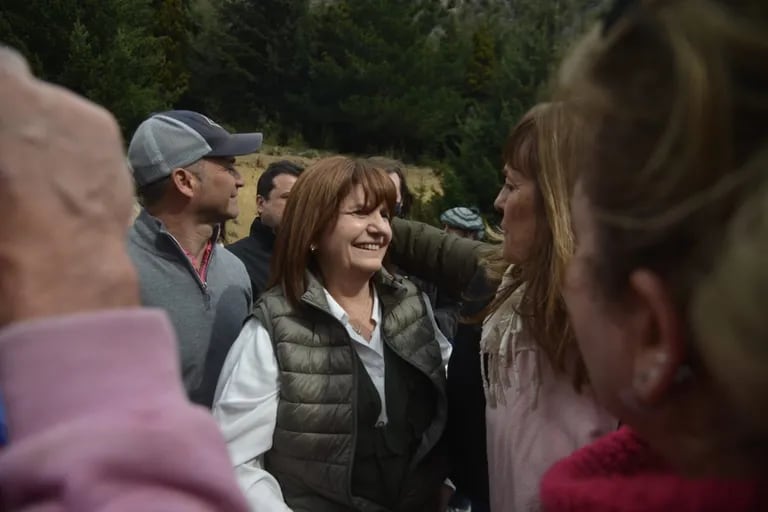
[269,156,397,306]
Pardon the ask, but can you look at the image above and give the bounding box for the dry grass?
[225,150,442,242]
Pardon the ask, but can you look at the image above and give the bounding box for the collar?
[322,287,381,327]
[134,209,221,255]
[541,427,767,512]
[249,217,276,240]
[300,268,407,315]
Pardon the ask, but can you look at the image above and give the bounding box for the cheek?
[502,191,538,259]
[382,222,393,245]
[565,269,633,410]
[321,220,355,254]
[503,190,536,229]
[565,264,608,373]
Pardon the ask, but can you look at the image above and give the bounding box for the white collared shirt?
[212,287,451,511]
[323,288,390,424]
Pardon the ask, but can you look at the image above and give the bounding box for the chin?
[503,243,531,265]
[353,263,383,276]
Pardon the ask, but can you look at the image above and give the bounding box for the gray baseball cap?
[128,110,263,187]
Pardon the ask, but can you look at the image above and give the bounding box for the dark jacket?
[227,218,275,299]
[389,218,495,507]
[445,270,494,507]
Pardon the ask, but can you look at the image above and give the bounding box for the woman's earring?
[310,244,317,253]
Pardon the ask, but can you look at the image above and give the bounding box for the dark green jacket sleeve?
[389,218,491,299]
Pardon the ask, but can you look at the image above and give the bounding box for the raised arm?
[389,218,491,299]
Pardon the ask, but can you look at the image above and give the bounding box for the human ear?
[171,168,196,199]
[626,269,687,405]
[256,195,266,215]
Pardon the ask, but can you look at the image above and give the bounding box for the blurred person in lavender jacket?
[0,45,248,512]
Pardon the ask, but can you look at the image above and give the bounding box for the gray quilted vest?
[254,270,448,512]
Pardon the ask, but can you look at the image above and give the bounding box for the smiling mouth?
[354,243,384,251]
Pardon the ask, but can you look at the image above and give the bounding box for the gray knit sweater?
[128,210,252,406]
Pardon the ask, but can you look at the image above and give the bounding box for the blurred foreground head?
[0,45,138,325]
[558,0,768,474]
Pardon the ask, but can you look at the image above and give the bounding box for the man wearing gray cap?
[127,110,260,407]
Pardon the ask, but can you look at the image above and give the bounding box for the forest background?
[1,0,604,231]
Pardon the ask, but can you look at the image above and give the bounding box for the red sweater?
[541,426,766,512]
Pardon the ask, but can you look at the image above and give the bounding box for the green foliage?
[183,0,310,136]
[152,0,193,101]
[440,102,510,217]
[289,0,469,158]
[465,24,496,98]
[439,0,604,216]
[409,190,444,227]
[2,0,606,209]
[0,0,188,134]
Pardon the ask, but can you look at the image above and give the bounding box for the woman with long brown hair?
[390,102,616,511]
[213,156,452,512]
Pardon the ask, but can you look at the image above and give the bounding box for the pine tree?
[184,0,310,132]
[295,0,468,157]
[0,0,187,134]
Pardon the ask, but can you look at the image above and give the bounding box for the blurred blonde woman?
[541,0,768,510]
[391,102,616,512]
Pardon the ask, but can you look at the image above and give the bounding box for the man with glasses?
[127,110,261,407]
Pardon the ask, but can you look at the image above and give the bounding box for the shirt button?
[375,421,385,428]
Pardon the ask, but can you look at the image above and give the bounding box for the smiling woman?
[212,156,453,512]
[270,156,396,306]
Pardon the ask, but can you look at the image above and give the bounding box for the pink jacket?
[481,279,616,511]
[0,309,249,512]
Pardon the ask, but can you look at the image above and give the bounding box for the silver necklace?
[350,322,364,335]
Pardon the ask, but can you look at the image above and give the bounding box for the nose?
[494,186,506,213]
[368,210,392,236]
[234,173,244,188]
